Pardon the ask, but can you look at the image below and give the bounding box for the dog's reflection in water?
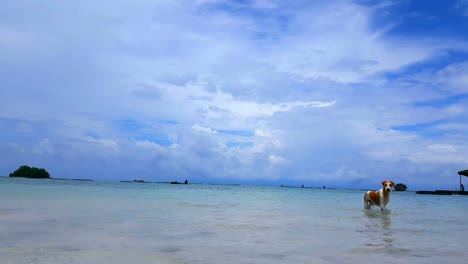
[363,210,394,249]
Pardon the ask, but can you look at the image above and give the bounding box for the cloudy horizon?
[1,0,468,190]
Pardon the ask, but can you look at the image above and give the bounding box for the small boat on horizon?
[171,179,189,184]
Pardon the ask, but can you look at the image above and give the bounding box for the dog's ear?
[381,181,386,185]
[390,181,395,186]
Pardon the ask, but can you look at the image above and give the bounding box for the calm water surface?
[1,177,467,264]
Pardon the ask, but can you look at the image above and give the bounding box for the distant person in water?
[184,179,188,184]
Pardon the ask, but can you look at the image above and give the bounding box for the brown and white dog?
[364,181,395,211]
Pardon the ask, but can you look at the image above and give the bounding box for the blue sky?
[1,0,467,190]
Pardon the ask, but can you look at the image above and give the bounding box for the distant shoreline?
[0,176,404,191]
[1,176,94,182]
[1,176,457,193]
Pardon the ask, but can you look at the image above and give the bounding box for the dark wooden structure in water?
[416,170,468,195]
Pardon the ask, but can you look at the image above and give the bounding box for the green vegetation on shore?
[395,183,407,191]
[9,165,50,179]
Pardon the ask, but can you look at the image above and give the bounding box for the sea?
[1,177,467,264]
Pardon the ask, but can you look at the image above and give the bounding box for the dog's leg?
[364,193,367,209]
[363,193,367,209]
[379,195,386,211]
[364,192,370,209]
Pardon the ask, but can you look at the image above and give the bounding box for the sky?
[1,0,467,190]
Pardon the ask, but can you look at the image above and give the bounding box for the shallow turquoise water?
[1,177,467,263]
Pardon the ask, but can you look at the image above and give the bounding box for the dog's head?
[382,180,395,192]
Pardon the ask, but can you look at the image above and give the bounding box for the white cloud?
[135,140,167,150]
[254,129,272,137]
[83,137,120,153]
[33,139,55,155]
[427,144,457,153]
[437,62,468,93]
[258,3,447,83]
[408,144,468,165]
[191,124,218,134]
[269,154,287,164]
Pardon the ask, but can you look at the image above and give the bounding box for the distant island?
[9,165,50,179]
[394,183,407,191]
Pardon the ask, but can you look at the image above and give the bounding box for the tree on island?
[394,183,407,191]
[9,165,50,179]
